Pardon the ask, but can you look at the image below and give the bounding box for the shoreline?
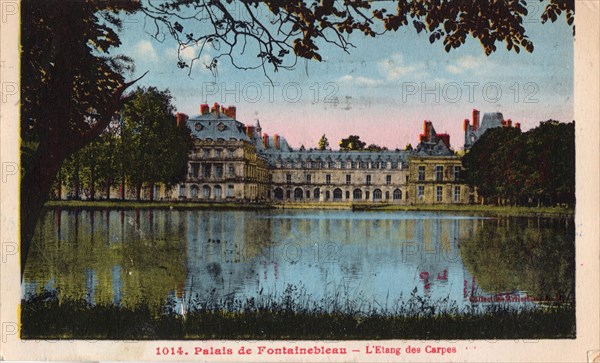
[43,200,574,217]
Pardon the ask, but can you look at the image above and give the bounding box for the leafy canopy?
[462,121,575,206]
[317,134,330,150]
[339,135,366,151]
[142,0,575,76]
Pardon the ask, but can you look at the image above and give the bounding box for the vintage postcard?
[1,0,598,361]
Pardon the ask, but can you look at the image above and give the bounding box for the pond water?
[22,209,574,315]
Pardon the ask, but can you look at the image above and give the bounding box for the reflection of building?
[168,102,469,204]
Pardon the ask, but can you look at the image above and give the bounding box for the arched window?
[345,191,350,199]
[190,185,199,198]
[333,188,343,200]
[294,187,303,200]
[314,188,320,200]
[274,187,284,200]
[214,185,222,199]
[202,185,211,198]
[353,189,362,200]
[393,189,402,200]
[373,189,382,200]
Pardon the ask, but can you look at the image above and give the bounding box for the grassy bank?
[44,200,272,211]
[21,298,575,340]
[360,204,574,217]
[276,202,573,217]
[21,289,575,340]
[44,199,573,216]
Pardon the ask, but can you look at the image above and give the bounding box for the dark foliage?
[462,121,575,207]
[21,289,575,340]
[144,0,575,75]
[339,135,366,151]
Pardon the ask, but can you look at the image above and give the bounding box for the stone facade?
[170,103,469,205]
[267,151,410,203]
[407,156,469,204]
[165,104,271,201]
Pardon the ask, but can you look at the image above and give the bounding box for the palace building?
[463,109,520,150]
[166,102,471,204]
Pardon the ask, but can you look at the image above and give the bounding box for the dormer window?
[217,122,228,131]
[194,122,203,131]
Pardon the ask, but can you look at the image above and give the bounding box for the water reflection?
[460,217,574,303]
[23,209,574,314]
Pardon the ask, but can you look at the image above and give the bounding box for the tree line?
[462,121,575,207]
[53,87,191,201]
[316,134,408,152]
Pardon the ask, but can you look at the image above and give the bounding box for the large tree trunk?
[105,177,111,200]
[73,156,80,199]
[20,142,64,277]
[56,173,62,200]
[149,182,155,201]
[90,166,96,201]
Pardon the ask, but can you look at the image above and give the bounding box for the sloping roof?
[186,113,250,141]
[478,112,504,136]
[413,140,454,156]
[259,149,409,166]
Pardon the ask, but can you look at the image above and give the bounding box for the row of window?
[417,165,462,182]
[274,187,406,201]
[417,185,462,202]
[277,160,405,170]
[286,174,401,185]
[190,163,237,178]
[181,184,235,198]
[197,148,237,158]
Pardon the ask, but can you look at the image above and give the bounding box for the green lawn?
[44,200,272,210]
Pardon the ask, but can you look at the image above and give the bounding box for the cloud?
[446,65,462,74]
[134,40,158,62]
[164,43,215,74]
[170,42,213,64]
[338,75,384,86]
[378,53,425,80]
[446,55,480,74]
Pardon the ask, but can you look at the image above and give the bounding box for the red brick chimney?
[472,109,480,131]
[211,102,220,117]
[200,103,209,115]
[245,125,255,139]
[274,134,280,150]
[515,122,521,130]
[507,118,512,127]
[420,120,433,142]
[176,112,188,127]
[225,105,236,120]
[463,118,469,132]
[263,133,269,148]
